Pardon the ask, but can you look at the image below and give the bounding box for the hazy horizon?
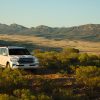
[0,22,99,28]
[0,0,100,27]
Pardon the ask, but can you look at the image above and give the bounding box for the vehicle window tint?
[4,48,7,55]
[0,48,7,55]
[0,48,2,55]
[9,49,30,55]
[0,48,3,55]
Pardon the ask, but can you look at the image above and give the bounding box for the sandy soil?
[0,34,100,54]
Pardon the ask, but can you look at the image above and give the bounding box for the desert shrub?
[76,66,100,99]
[37,94,52,100]
[13,89,36,100]
[0,69,28,92]
[78,53,100,67]
[52,88,88,100]
[41,80,58,94]
[88,55,100,67]
[35,49,79,71]
[66,53,79,65]
[56,53,71,70]
[0,94,16,100]
[78,53,90,66]
[41,80,88,100]
[56,53,79,73]
[76,66,100,88]
[62,48,79,54]
[13,89,52,100]
[35,51,58,68]
[76,66,100,78]
[34,48,99,73]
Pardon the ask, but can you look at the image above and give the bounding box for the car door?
[0,48,8,67]
[0,48,2,66]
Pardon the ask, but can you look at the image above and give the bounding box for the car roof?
[0,46,25,49]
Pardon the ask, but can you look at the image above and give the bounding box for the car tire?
[6,62,11,69]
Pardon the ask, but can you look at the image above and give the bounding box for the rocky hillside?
[0,23,100,41]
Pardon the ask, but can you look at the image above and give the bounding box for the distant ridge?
[0,23,100,42]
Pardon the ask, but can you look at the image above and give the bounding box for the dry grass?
[0,34,100,54]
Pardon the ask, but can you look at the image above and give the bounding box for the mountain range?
[0,23,100,42]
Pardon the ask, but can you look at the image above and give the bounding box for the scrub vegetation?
[0,48,100,100]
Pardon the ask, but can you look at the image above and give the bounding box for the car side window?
[0,48,2,55]
[0,48,4,55]
[0,48,8,55]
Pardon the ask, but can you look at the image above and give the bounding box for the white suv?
[0,46,39,69]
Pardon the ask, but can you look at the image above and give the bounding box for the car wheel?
[6,62,11,69]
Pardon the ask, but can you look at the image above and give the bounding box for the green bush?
[78,53,100,67]
[13,89,52,100]
[35,51,58,68]
[76,66,100,99]
[78,53,90,66]
[35,49,79,71]
[34,48,99,74]
[37,94,52,100]
[52,88,88,100]
[41,80,58,94]
[88,55,100,67]
[62,48,79,54]
[0,69,28,92]
[0,94,16,100]
[76,66,100,88]
[76,66,100,78]
[13,89,36,100]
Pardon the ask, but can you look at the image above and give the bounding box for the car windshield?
[9,48,30,55]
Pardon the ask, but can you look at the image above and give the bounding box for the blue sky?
[0,0,100,27]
